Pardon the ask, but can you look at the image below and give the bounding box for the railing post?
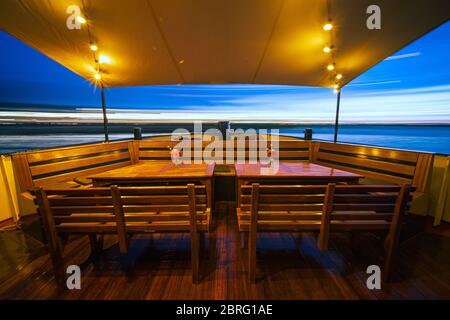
[218,121,230,140]
[133,127,142,140]
[101,86,109,142]
[304,128,313,140]
[333,90,341,143]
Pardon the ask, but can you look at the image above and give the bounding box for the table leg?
[236,178,244,207]
[202,179,213,211]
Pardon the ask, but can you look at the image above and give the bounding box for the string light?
[327,64,335,71]
[76,16,87,24]
[98,54,111,64]
[323,23,333,31]
[323,46,331,53]
[94,72,101,80]
[336,73,343,80]
[333,88,340,94]
[90,44,98,51]
[333,84,339,89]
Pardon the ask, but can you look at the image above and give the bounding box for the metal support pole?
[101,86,109,142]
[333,90,341,143]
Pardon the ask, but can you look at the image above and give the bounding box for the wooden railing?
[12,136,434,201]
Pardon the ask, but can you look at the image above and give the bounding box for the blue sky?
[0,21,449,123]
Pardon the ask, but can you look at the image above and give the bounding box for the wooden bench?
[137,139,312,162]
[12,141,137,200]
[34,186,121,285]
[312,141,433,196]
[238,183,412,283]
[34,184,210,285]
[111,184,210,283]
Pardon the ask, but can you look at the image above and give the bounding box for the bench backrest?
[312,141,433,194]
[240,184,327,231]
[34,184,209,254]
[137,139,312,162]
[13,141,136,193]
[111,184,209,251]
[35,187,116,231]
[244,183,412,250]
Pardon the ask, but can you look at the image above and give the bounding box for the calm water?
[0,124,449,155]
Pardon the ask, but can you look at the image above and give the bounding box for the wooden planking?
[335,185,403,192]
[412,153,434,193]
[138,139,312,161]
[329,221,391,230]
[11,153,34,193]
[48,196,114,206]
[124,213,207,222]
[241,221,391,232]
[128,141,140,164]
[139,140,180,149]
[278,140,311,149]
[55,221,209,233]
[54,213,208,224]
[312,141,433,196]
[334,194,399,203]
[332,203,395,212]
[241,185,327,194]
[139,150,171,159]
[316,150,416,176]
[122,204,206,213]
[4,202,450,300]
[44,188,111,195]
[51,206,115,215]
[317,142,420,163]
[241,194,324,204]
[33,160,132,186]
[254,222,322,231]
[241,193,399,204]
[30,151,130,176]
[139,140,211,149]
[278,150,309,159]
[241,203,323,212]
[239,212,323,221]
[331,212,393,220]
[119,185,206,195]
[314,159,412,185]
[48,195,206,206]
[122,195,206,204]
[27,141,130,163]
[54,214,115,224]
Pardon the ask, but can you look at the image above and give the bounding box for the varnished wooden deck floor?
[1,202,449,299]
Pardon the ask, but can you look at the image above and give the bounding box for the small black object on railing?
[218,121,230,140]
[133,127,142,140]
[304,128,313,140]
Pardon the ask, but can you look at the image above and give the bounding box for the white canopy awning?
[1,0,449,88]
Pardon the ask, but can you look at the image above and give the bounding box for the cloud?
[384,52,421,61]
[346,80,401,87]
[2,84,450,123]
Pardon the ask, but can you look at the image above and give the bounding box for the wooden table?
[88,161,215,208]
[235,162,363,205]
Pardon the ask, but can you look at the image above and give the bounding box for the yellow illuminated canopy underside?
[0,0,449,88]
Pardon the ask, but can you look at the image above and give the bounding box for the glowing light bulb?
[333,88,340,94]
[94,73,101,80]
[98,54,111,64]
[76,16,87,24]
[336,73,343,80]
[323,23,333,31]
[333,84,339,89]
[323,46,331,53]
[90,44,98,51]
[327,64,335,71]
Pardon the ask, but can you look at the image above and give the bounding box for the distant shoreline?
[2,121,450,126]
[1,122,450,136]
